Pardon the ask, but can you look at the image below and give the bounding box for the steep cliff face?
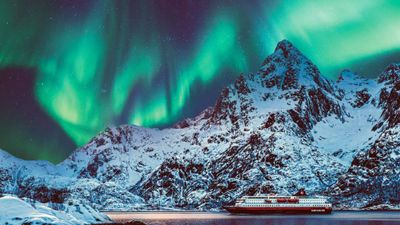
[0,41,398,210]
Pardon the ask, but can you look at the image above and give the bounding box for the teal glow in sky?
[0,0,399,162]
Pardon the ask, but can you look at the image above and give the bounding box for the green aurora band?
[0,0,400,161]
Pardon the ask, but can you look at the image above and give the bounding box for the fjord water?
[106,211,400,225]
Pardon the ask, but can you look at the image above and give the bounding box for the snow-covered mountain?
[329,63,400,209]
[0,147,145,210]
[0,195,110,224]
[0,40,398,210]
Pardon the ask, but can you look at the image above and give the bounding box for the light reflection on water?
[105,211,400,225]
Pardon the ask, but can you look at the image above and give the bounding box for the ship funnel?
[294,188,307,196]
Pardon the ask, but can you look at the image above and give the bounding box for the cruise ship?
[223,189,332,214]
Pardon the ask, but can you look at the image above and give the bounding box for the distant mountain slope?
[0,40,398,210]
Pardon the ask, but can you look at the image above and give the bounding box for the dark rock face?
[330,129,400,208]
[378,81,400,129]
[287,87,343,133]
[0,169,13,191]
[18,183,69,204]
[235,74,251,95]
[353,89,371,108]
[210,87,233,124]
[378,63,400,84]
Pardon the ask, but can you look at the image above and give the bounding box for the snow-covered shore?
[0,195,111,224]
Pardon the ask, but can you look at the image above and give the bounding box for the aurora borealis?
[0,0,400,162]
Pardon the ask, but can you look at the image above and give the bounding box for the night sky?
[1,0,399,163]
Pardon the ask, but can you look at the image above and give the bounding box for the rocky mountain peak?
[261,40,310,68]
[378,63,400,84]
[260,40,332,93]
[336,69,362,82]
[207,40,342,131]
[273,39,302,59]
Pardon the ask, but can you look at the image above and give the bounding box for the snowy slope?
[0,195,110,224]
[0,40,399,210]
[0,147,146,210]
[57,125,191,186]
[329,63,400,209]
[311,70,382,165]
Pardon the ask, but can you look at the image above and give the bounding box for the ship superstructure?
[224,190,332,214]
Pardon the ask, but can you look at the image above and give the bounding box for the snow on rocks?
[0,195,110,224]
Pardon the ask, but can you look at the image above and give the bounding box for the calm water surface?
[105,211,400,225]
